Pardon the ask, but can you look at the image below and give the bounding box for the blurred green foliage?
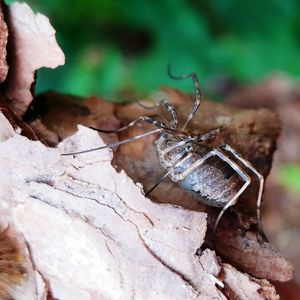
[279,165,300,196]
[6,0,300,100]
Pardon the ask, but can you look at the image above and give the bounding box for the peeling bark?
[23,92,120,146]
[223,264,278,300]
[0,94,37,141]
[0,111,14,141]
[0,1,8,83]
[25,87,293,283]
[0,120,279,299]
[4,2,65,116]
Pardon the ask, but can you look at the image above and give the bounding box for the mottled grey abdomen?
[155,134,244,208]
[176,156,243,207]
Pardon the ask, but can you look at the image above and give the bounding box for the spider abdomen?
[155,134,243,208]
[177,157,243,207]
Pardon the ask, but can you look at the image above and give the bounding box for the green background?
[6,0,300,101]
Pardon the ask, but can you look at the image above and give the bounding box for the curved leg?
[61,128,163,156]
[172,151,216,181]
[160,137,195,164]
[168,64,202,130]
[90,115,167,134]
[221,144,266,240]
[170,148,251,246]
[213,178,250,239]
[146,148,193,196]
[173,148,249,182]
[147,135,197,195]
[158,125,225,164]
[137,99,178,129]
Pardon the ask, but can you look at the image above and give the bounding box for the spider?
[62,66,265,242]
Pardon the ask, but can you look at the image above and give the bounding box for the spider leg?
[197,125,226,142]
[171,148,251,247]
[211,149,251,241]
[137,99,178,129]
[221,144,266,241]
[90,115,167,133]
[160,137,195,164]
[146,136,199,195]
[61,128,163,156]
[145,147,193,196]
[156,125,224,166]
[168,64,202,130]
[172,148,248,181]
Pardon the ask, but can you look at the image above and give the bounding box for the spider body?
[155,132,242,208]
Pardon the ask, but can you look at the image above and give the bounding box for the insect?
[62,66,265,242]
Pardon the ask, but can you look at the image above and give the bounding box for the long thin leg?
[197,125,225,142]
[90,115,167,134]
[160,137,195,164]
[159,124,226,161]
[137,99,178,129]
[170,148,251,245]
[204,150,251,239]
[146,148,193,196]
[213,177,250,248]
[61,128,163,156]
[168,64,202,130]
[221,144,265,239]
[147,138,195,194]
[172,148,249,182]
[171,151,215,181]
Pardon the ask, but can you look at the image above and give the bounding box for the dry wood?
[0,119,279,299]
[28,88,294,283]
[4,2,65,116]
[0,1,8,83]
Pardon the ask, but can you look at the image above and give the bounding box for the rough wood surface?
[25,92,120,146]
[0,117,279,299]
[0,1,8,83]
[25,88,293,282]
[0,94,38,141]
[4,2,65,116]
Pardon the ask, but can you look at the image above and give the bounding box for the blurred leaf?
[279,165,300,195]
[5,0,300,100]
